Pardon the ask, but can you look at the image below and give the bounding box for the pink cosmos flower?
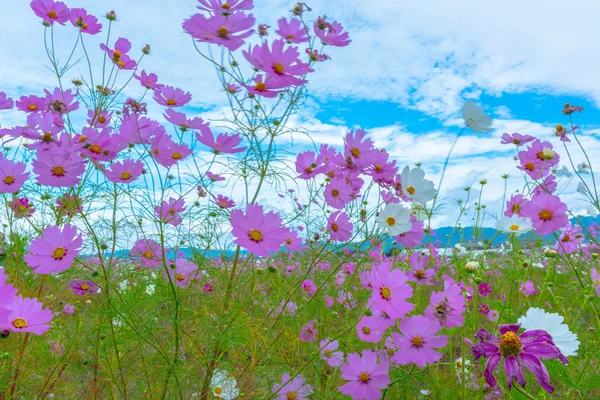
[500,133,535,146]
[134,70,161,90]
[356,316,387,343]
[153,85,192,108]
[519,281,538,296]
[32,148,86,188]
[368,260,414,320]
[63,304,75,314]
[521,194,568,235]
[243,74,288,97]
[339,350,390,400]
[163,258,201,288]
[395,215,425,248]
[472,323,568,393]
[69,280,99,296]
[211,194,235,209]
[517,140,559,180]
[183,12,255,52]
[104,159,144,183]
[100,38,136,70]
[327,211,353,242]
[532,175,557,197]
[55,194,83,217]
[392,315,448,367]
[164,109,207,131]
[478,282,492,297]
[230,203,287,257]
[300,319,317,342]
[282,228,303,252]
[16,95,46,113]
[0,92,14,110]
[272,373,313,400]
[0,268,18,308]
[24,224,82,274]
[196,0,254,15]
[555,224,584,254]
[504,194,527,217]
[0,159,29,193]
[155,198,186,227]
[206,171,225,182]
[79,127,126,161]
[406,253,436,285]
[243,39,313,87]
[44,87,79,115]
[314,17,351,47]
[196,128,246,154]
[69,8,102,34]
[324,177,353,209]
[301,279,317,297]
[10,197,35,218]
[295,150,325,179]
[276,17,309,43]
[320,338,344,367]
[151,132,192,167]
[130,239,166,269]
[1,296,53,335]
[424,281,465,328]
[344,129,378,169]
[21,112,64,150]
[562,104,584,114]
[87,109,113,128]
[30,0,71,25]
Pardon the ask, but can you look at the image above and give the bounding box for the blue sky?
[1,0,599,228]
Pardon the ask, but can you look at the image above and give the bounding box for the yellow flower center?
[166,99,177,106]
[407,186,416,195]
[525,162,535,171]
[27,104,38,111]
[120,172,132,180]
[175,273,185,281]
[561,234,571,243]
[286,34,294,39]
[374,165,382,172]
[112,50,122,60]
[510,225,520,231]
[78,135,88,142]
[380,286,391,299]
[324,350,332,357]
[42,132,53,142]
[331,189,340,197]
[221,3,230,9]
[415,270,426,280]
[47,10,58,19]
[255,81,266,91]
[52,166,66,177]
[359,372,370,383]
[386,217,395,226]
[351,148,360,158]
[249,229,263,242]
[12,317,28,329]
[286,238,292,245]
[217,26,229,38]
[499,331,522,357]
[89,144,102,154]
[362,326,371,334]
[214,387,223,395]
[52,247,67,260]
[172,152,182,160]
[143,251,153,259]
[98,116,107,123]
[330,223,339,232]
[412,335,423,347]
[273,63,285,74]
[3,176,15,185]
[539,210,553,221]
[287,393,297,400]
[81,283,90,290]
[512,204,520,213]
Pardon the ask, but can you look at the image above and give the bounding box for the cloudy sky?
[1,0,599,228]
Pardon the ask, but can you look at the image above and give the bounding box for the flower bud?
[465,261,479,272]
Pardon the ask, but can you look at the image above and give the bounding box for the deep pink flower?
[301,279,317,297]
[406,253,436,285]
[206,171,225,182]
[521,194,568,235]
[368,260,414,320]
[320,338,344,367]
[196,127,246,154]
[555,224,584,254]
[163,258,201,288]
[151,132,192,167]
[339,350,389,400]
[196,0,254,16]
[100,38,136,70]
[183,12,255,52]
[478,282,492,297]
[324,177,353,209]
[272,373,313,400]
[25,224,82,274]
[276,17,309,43]
[211,194,235,209]
[10,197,35,218]
[0,92,14,110]
[356,316,387,343]
[517,140,559,180]
[164,109,207,131]
[104,159,144,183]
[79,127,127,161]
[344,129,378,169]
[155,198,186,227]
[500,133,535,146]
[395,215,425,248]
[314,17,351,47]
[87,109,113,128]
[69,280,99,296]
[153,85,192,108]
[392,315,448,367]
[32,147,86,187]
[504,194,527,217]
[30,0,70,25]
[327,211,353,242]
[295,150,325,179]
[519,281,538,297]
[300,319,317,342]
[69,8,102,34]
[130,239,166,269]
[243,74,288,98]
[134,70,161,90]
[0,159,29,193]
[425,281,465,328]
[243,39,313,87]
[230,203,287,256]
[16,95,46,113]
[472,323,568,393]
[1,296,53,335]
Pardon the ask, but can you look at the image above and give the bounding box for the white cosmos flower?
[377,203,412,236]
[495,215,533,236]
[400,166,437,204]
[577,182,590,196]
[587,205,599,217]
[517,307,580,357]
[210,369,239,400]
[577,162,591,174]
[461,100,493,133]
[553,165,572,178]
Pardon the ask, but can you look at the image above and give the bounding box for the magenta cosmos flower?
[424,281,465,328]
[44,87,79,115]
[100,38,136,70]
[500,132,535,146]
[243,74,287,98]
[0,92,14,110]
[392,315,448,367]
[0,159,29,193]
[339,350,390,400]
[16,94,45,113]
[406,253,436,285]
[104,159,144,184]
[555,224,584,254]
[521,194,568,235]
[472,323,568,393]
[183,12,255,52]
[368,260,414,320]
[30,0,70,25]
[153,85,192,108]
[230,203,287,257]
[196,0,254,15]
[32,148,86,188]
[69,279,99,296]
[300,319,317,342]
[134,70,162,91]
[11,197,35,219]
[314,17,351,47]
[272,373,313,400]
[295,150,325,179]
[344,129,379,169]
[151,133,192,168]
[25,224,82,274]
[243,39,313,87]
[2,295,53,335]
[324,178,353,209]
[276,17,309,43]
[69,8,102,34]
[327,211,353,242]
[155,198,186,227]
[164,109,207,131]
[163,258,200,288]
[196,128,246,154]
[130,238,166,269]
[320,338,344,367]
[211,194,235,209]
